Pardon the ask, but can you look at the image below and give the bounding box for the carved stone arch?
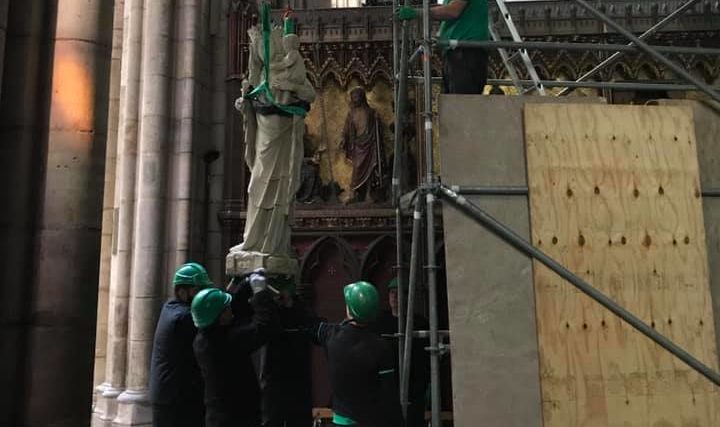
[611,62,633,81]
[345,69,369,88]
[549,51,578,80]
[300,235,360,284]
[635,61,662,81]
[360,234,397,311]
[344,56,371,87]
[555,63,576,82]
[367,68,392,87]
[299,235,360,408]
[691,58,716,83]
[319,68,345,89]
[533,63,550,81]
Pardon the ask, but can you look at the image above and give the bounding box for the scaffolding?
[389,1,720,426]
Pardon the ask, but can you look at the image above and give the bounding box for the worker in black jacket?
[372,278,430,427]
[149,262,214,427]
[258,280,315,427]
[192,271,279,427]
[311,281,404,427]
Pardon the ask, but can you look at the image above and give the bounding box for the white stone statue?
[228,24,316,277]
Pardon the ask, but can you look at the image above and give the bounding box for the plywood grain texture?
[524,103,720,426]
[657,100,720,366]
[439,96,603,426]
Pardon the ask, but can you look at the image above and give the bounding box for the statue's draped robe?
[237,27,313,257]
[342,106,385,191]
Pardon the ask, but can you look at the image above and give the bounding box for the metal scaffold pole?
[419,1,441,427]
[572,0,720,104]
[400,193,425,419]
[558,0,701,96]
[390,1,720,425]
[392,0,412,410]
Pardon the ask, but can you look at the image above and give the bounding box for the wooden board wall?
[524,104,720,426]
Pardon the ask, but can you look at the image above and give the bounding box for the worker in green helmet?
[192,270,280,427]
[149,262,214,427]
[372,278,430,427]
[310,281,404,427]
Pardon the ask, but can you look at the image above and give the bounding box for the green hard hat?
[191,288,232,329]
[387,278,398,290]
[173,262,214,288]
[344,281,379,324]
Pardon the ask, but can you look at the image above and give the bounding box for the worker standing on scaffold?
[397,0,489,94]
[310,281,404,427]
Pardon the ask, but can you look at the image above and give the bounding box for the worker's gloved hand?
[249,272,268,295]
[396,6,418,21]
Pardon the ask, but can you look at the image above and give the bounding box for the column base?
[112,389,151,426]
[92,383,123,427]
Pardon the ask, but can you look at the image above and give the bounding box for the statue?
[340,87,388,204]
[296,127,324,205]
[228,11,316,279]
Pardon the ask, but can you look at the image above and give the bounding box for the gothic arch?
[359,235,397,310]
[299,235,360,408]
[611,62,633,81]
[300,235,359,283]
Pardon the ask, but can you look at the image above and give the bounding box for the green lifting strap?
[246,2,307,117]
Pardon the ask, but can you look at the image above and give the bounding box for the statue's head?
[247,25,285,68]
[350,87,368,108]
[282,34,300,53]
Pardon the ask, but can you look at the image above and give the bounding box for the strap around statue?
[246,3,307,117]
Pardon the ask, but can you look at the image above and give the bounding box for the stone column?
[0,2,51,425]
[168,0,201,278]
[94,0,125,395]
[23,0,114,425]
[207,0,229,283]
[94,0,144,425]
[114,0,174,424]
[0,0,8,103]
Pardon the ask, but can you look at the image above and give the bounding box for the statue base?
[226,249,299,278]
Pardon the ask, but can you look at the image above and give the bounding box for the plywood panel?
[524,104,720,427]
[658,100,720,367]
[439,95,604,427]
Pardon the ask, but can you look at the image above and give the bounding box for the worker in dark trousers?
[372,278,430,427]
[397,0,489,94]
[149,262,214,427]
[311,281,404,427]
[192,271,280,427]
[258,281,315,427]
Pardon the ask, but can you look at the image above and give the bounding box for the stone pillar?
[94,0,125,395]
[0,2,51,425]
[23,0,114,425]
[207,0,229,283]
[114,0,174,424]
[94,0,144,425]
[168,0,200,278]
[0,0,8,103]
